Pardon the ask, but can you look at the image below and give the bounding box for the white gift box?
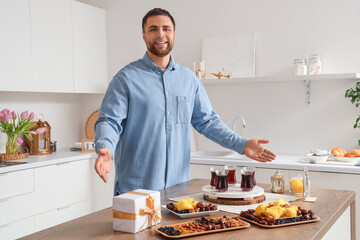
[113,189,162,233]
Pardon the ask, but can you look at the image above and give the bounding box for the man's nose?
[158,29,165,37]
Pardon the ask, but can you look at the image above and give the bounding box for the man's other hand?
[243,139,276,162]
[94,148,113,183]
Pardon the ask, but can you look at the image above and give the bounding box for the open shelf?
[201,73,360,85]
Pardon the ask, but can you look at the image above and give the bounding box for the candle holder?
[270,170,285,193]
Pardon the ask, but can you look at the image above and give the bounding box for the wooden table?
[21,179,356,240]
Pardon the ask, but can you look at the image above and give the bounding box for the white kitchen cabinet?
[34,199,91,232]
[34,159,91,214]
[0,216,34,240]
[0,158,92,239]
[0,0,32,91]
[30,0,74,92]
[0,190,37,226]
[0,168,34,200]
[91,157,115,212]
[72,1,108,93]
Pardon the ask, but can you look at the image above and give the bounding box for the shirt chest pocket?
[176,96,192,124]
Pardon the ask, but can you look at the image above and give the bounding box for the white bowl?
[308,154,329,163]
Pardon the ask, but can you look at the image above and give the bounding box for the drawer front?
[34,159,91,213]
[0,169,34,200]
[34,199,91,232]
[0,216,34,240]
[0,191,36,225]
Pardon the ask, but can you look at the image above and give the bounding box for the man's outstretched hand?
[243,139,276,162]
[94,148,113,183]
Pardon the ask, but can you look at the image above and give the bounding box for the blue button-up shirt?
[95,53,248,194]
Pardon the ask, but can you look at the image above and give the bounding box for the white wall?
[106,0,360,154]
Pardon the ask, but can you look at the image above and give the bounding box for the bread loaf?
[331,148,346,157]
[345,149,360,158]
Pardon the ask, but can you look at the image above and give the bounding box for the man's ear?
[142,31,145,41]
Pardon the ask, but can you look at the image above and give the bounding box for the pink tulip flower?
[29,112,35,120]
[4,113,10,122]
[16,138,23,145]
[20,111,29,120]
[11,111,17,120]
[1,109,11,121]
[0,112,5,121]
[36,128,46,134]
[1,109,11,116]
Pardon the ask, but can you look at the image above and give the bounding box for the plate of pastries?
[331,148,360,162]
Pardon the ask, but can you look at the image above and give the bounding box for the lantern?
[270,170,285,193]
[27,120,52,155]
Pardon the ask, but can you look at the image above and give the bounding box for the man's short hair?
[142,8,175,31]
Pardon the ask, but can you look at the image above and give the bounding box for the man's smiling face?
[142,15,175,58]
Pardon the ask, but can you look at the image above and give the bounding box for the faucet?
[232,116,246,133]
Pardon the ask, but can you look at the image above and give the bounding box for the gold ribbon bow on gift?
[113,191,162,232]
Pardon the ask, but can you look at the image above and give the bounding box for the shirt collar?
[143,52,176,72]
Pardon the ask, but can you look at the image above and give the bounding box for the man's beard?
[148,43,173,57]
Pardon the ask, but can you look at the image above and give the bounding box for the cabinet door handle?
[0,197,10,203]
[0,223,10,229]
[57,204,72,211]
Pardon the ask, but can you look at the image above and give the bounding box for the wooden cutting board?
[203,194,266,205]
[85,110,99,139]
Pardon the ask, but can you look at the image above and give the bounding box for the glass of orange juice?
[289,174,304,194]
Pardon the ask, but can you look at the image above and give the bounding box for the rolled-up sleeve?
[191,79,248,154]
[94,75,129,155]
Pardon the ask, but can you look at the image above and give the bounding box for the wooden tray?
[238,216,320,228]
[154,220,250,239]
[204,194,266,205]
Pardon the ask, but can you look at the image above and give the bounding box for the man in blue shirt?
[94,8,276,195]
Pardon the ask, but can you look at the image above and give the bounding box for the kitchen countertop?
[20,179,355,240]
[0,149,92,174]
[191,151,360,174]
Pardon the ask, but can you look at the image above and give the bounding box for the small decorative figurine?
[211,72,223,79]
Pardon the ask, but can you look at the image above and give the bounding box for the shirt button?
[165,91,168,95]
[167,111,171,115]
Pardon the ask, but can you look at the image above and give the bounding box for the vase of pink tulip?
[0,109,42,156]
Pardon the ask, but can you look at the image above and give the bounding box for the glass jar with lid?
[308,54,321,75]
[293,58,307,76]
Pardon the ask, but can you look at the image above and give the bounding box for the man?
[94,8,276,195]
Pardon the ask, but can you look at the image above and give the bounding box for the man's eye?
[164,28,170,31]
[149,29,156,32]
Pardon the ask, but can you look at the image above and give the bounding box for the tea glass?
[240,167,256,191]
[215,169,228,192]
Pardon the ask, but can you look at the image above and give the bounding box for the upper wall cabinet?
[72,1,108,93]
[0,0,32,91]
[0,0,108,93]
[31,0,74,92]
